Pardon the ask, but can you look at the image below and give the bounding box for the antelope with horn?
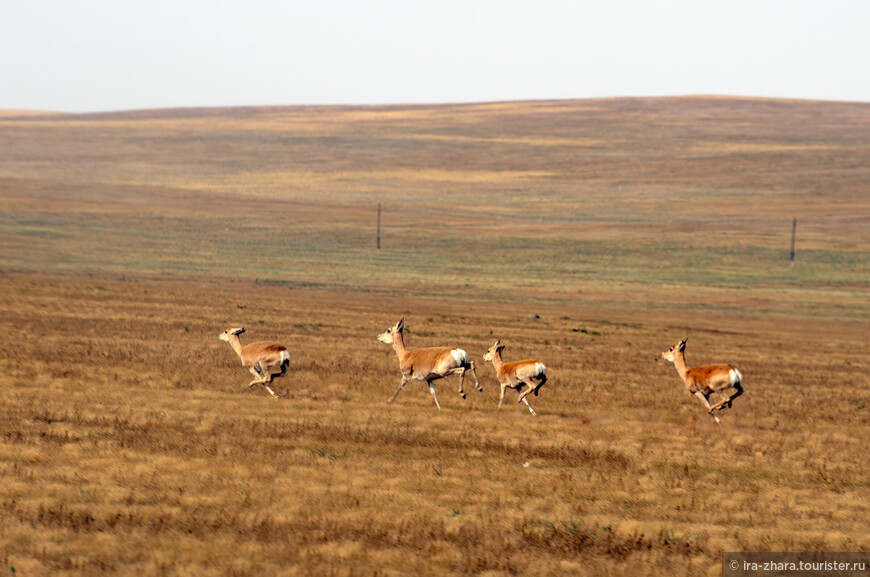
[660,338,744,424]
[219,327,290,398]
[377,318,482,410]
[483,340,548,416]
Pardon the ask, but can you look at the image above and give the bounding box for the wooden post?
[377,203,381,250]
[789,217,797,265]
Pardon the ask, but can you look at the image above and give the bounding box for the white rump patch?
[730,368,743,386]
[281,350,291,364]
[535,362,546,377]
[450,349,467,366]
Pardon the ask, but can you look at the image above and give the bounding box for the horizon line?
[2,93,869,118]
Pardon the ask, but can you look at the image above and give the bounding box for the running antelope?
[483,340,548,416]
[660,338,744,424]
[377,318,482,410]
[219,327,290,398]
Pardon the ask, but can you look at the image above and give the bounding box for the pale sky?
[2,0,868,113]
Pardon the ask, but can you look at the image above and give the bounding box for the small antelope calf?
[483,340,548,416]
[219,327,290,398]
[660,338,744,424]
[377,318,482,410]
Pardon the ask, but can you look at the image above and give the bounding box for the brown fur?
[684,364,737,395]
[661,338,744,424]
[497,360,546,385]
[220,328,290,397]
[378,318,481,410]
[484,341,548,416]
[399,347,465,380]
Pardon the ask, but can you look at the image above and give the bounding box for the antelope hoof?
[460,392,466,399]
[477,387,484,393]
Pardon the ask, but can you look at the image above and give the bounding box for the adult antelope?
[377,318,482,410]
[219,327,290,398]
[660,338,744,424]
[483,340,548,416]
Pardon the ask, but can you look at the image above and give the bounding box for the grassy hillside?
[0,98,868,576]
[2,97,869,319]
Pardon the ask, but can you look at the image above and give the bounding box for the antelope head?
[377,318,404,345]
[220,327,246,342]
[483,340,505,362]
[661,338,688,363]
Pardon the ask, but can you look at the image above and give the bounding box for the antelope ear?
[492,340,501,348]
[678,338,687,351]
[396,318,405,332]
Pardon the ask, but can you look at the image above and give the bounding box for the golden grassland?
[1,276,868,576]
[1,97,869,575]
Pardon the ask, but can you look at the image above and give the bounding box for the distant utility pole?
[789,217,797,265]
[377,202,381,250]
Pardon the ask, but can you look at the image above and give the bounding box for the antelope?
[483,340,548,416]
[660,338,744,424]
[377,318,482,410]
[219,327,290,398]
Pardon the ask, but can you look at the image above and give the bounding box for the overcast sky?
[2,0,868,113]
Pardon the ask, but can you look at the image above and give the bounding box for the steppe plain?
[1,97,868,576]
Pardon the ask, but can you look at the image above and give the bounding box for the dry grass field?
[1,97,869,576]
